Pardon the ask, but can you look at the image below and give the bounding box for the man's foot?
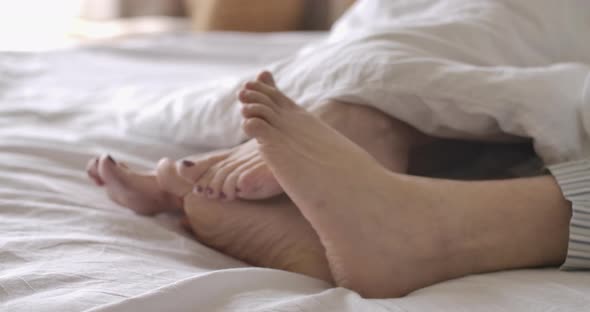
[183,194,332,282]
[86,155,183,215]
[240,73,480,298]
[177,71,412,201]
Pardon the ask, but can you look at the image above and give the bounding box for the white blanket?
[129,0,590,164]
[2,2,590,312]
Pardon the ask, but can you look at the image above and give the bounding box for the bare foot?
[240,73,475,298]
[183,194,332,282]
[87,154,333,282]
[178,139,281,201]
[176,71,410,201]
[86,155,183,215]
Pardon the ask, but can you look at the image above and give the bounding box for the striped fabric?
[549,159,590,270]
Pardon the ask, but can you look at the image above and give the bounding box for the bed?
[1,31,589,312]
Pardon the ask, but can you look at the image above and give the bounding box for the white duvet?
[129,0,590,164]
[2,1,590,311]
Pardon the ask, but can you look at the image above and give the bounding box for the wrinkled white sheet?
[1,30,590,312]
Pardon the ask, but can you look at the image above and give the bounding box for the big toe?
[156,158,193,198]
[236,163,283,199]
[97,155,171,215]
[96,155,118,183]
[257,70,276,87]
[86,157,104,186]
[96,155,128,205]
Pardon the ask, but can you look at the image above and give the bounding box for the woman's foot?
[177,71,414,201]
[88,154,333,282]
[183,194,332,282]
[179,139,281,201]
[86,155,183,215]
[242,72,500,297]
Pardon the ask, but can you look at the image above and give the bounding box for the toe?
[235,166,263,199]
[236,162,283,199]
[218,155,258,200]
[86,157,104,186]
[194,164,220,198]
[97,155,175,215]
[243,118,278,144]
[96,155,127,206]
[238,89,274,107]
[257,71,276,87]
[241,103,278,124]
[177,152,228,183]
[96,155,115,179]
[208,160,244,200]
[156,158,193,198]
[220,169,242,200]
[244,81,282,103]
[245,80,297,110]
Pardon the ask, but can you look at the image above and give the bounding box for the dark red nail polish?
[182,160,195,167]
[107,155,116,164]
[195,186,203,193]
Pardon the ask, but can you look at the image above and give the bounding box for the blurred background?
[0,0,355,51]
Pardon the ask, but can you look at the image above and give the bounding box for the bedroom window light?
[0,0,188,51]
[0,0,85,51]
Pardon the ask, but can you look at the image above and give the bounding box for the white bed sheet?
[0,32,589,312]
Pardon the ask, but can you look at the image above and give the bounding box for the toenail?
[220,192,226,199]
[182,160,195,167]
[235,187,241,193]
[194,185,203,193]
[206,187,213,195]
[107,155,116,164]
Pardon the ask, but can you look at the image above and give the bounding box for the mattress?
[0,32,589,312]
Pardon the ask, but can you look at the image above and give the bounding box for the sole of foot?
[183,194,333,282]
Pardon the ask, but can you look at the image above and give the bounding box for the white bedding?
[1,30,590,312]
[131,0,590,165]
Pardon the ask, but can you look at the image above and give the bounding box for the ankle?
[433,177,572,275]
[404,178,487,277]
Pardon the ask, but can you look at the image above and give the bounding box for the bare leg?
[240,72,572,298]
